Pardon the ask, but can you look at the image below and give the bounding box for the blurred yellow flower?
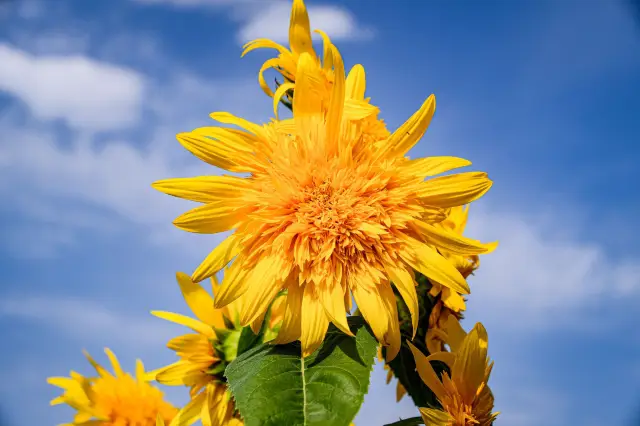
[48,349,179,426]
[150,273,244,426]
[408,323,499,426]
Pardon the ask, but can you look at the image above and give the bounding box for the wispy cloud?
[0,43,144,131]
[0,296,172,345]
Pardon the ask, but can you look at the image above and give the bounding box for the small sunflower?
[48,349,181,426]
[150,272,248,426]
[408,323,499,426]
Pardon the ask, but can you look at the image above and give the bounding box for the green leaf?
[383,417,424,426]
[225,316,377,426]
[236,325,262,357]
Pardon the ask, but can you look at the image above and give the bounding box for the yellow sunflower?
[408,323,499,426]
[48,349,181,426]
[153,42,494,359]
[150,272,247,426]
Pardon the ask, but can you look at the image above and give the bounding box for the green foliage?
[385,273,450,410]
[225,316,377,426]
[383,417,424,426]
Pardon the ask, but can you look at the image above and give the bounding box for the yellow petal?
[380,95,436,159]
[325,44,345,156]
[241,38,289,57]
[396,383,407,402]
[346,64,366,101]
[314,29,334,71]
[156,361,206,386]
[192,234,242,283]
[209,112,266,138]
[135,359,145,383]
[173,202,248,234]
[238,267,283,326]
[259,57,286,97]
[293,52,324,120]
[443,315,467,353]
[351,283,388,343]
[213,259,253,308]
[176,132,243,173]
[385,263,418,338]
[274,280,303,344]
[441,287,466,312]
[407,341,447,402]
[419,407,452,425]
[169,391,205,426]
[152,175,250,204]
[82,350,110,377]
[288,0,313,56]
[399,156,471,178]
[157,414,165,426]
[319,282,353,337]
[379,283,401,361]
[400,238,470,294]
[151,311,215,339]
[452,322,489,404]
[418,172,492,208]
[104,348,123,377]
[273,82,296,118]
[343,98,379,120]
[414,220,498,255]
[176,272,225,328]
[300,285,330,357]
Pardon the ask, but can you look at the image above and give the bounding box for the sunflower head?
[48,349,177,426]
[150,272,247,426]
[408,323,499,426]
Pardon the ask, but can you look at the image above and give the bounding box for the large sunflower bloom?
[150,273,246,426]
[408,323,499,425]
[153,45,494,359]
[48,349,180,426]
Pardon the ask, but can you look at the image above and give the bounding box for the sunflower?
[48,349,180,426]
[408,323,499,425]
[153,41,494,359]
[150,272,248,426]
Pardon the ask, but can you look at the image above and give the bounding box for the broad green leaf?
[383,417,424,426]
[225,316,377,426]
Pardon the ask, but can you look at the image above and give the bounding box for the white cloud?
[237,1,373,44]
[461,206,640,330]
[0,296,172,345]
[0,43,144,131]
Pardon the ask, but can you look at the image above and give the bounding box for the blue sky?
[0,0,639,425]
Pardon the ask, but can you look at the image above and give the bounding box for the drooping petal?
[418,172,493,208]
[192,234,242,283]
[273,82,296,118]
[241,39,289,57]
[352,283,388,344]
[175,272,225,328]
[300,285,330,357]
[274,280,303,344]
[400,238,470,295]
[414,220,498,255]
[238,267,283,326]
[379,283,401,361]
[384,263,418,337]
[212,259,253,308]
[319,281,353,336]
[407,341,448,402]
[443,315,467,353]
